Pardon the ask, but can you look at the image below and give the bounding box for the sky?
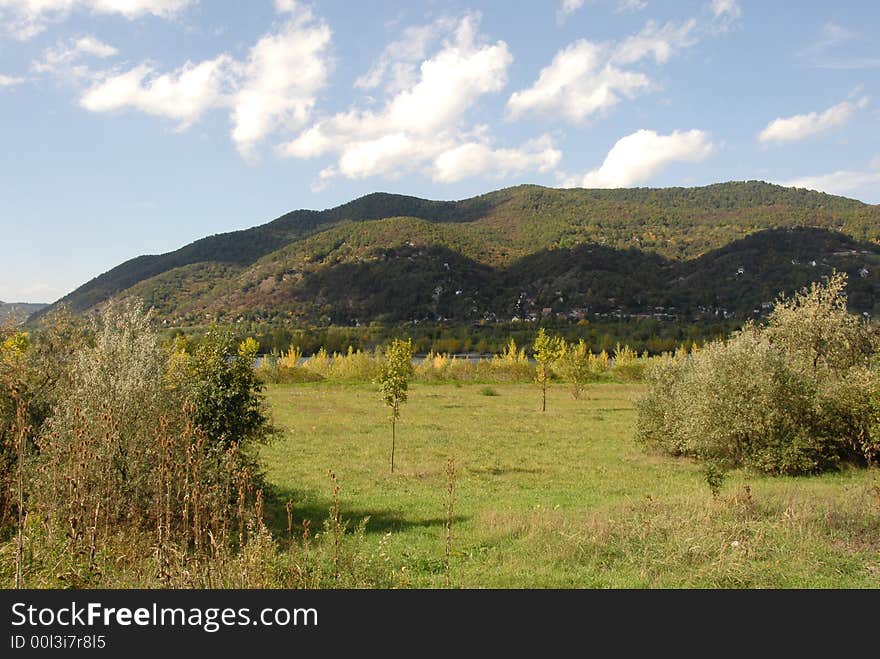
[1,0,879,303]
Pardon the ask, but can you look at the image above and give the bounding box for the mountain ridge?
[1,301,48,324]
[35,181,880,325]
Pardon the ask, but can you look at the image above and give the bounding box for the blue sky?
[1,0,878,302]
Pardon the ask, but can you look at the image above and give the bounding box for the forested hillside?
[38,182,880,325]
[0,302,47,324]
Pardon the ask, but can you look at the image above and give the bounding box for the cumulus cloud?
[613,18,697,65]
[506,40,647,123]
[0,73,25,87]
[432,135,561,183]
[80,57,232,129]
[77,2,331,155]
[354,17,456,94]
[273,0,297,12]
[561,128,714,188]
[230,6,332,158]
[758,97,868,144]
[507,18,697,123]
[32,36,118,78]
[781,158,880,198]
[0,0,194,39]
[280,14,549,185]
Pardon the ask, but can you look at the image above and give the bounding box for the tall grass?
[4,403,401,589]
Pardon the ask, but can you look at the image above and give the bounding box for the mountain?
[0,302,48,324]
[36,182,880,325]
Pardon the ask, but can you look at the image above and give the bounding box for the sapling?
[378,338,414,473]
[533,329,565,412]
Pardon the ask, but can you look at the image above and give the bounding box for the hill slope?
[39,182,880,324]
[0,302,48,324]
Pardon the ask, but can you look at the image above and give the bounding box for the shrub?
[556,339,594,399]
[256,352,324,384]
[14,303,276,583]
[636,274,879,475]
[3,301,402,588]
[610,343,647,382]
[169,328,276,451]
[34,300,180,528]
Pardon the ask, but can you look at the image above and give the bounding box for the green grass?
[260,382,880,588]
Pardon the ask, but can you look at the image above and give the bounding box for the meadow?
[261,381,880,588]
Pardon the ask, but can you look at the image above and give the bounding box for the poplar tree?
[378,338,414,473]
[533,329,565,412]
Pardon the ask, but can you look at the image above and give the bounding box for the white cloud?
[507,18,697,123]
[354,17,455,94]
[76,3,331,155]
[711,0,741,20]
[432,135,562,183]
[709,0,742,32]
[558,0,585,18]
[32,36,118,78]
[281,14,542,185]
[80,56,232,129]
[0,73,25,87]
[758,97,868,144]
[617,0,648,12]
[506,40,638,123]
[230,5,332,158]
[0,0,194,39]
[781,168,880,198]
[799,22,880,69]
[273,0,297,13]
[562,128,714,188]
[613,19,697,65]
[559,0,648,16]
[71,35,117,57]
[335,133,438,179]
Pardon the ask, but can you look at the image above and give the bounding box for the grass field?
[261,382,880,588]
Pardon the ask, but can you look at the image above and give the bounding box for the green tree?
[636,274,880,474]
[377,338,414,473]
[169,328,275,451]
[765,272,872,372]
[558,339,592,399]
[533,329,565,412]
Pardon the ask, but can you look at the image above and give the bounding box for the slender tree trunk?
[390,417,396,474]
[15,394,26,589]
[444,457,456,588]
[541,370,547,412]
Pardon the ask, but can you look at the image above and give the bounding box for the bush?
[26,303,277,537]
[610,343,647,382]
[3,302,279,585]
[636,274,880,475]
[0,310,86,536]
[169,328,277,451]
[556,339,594,398]
[256,351,325,384]
[3,301,402,588]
